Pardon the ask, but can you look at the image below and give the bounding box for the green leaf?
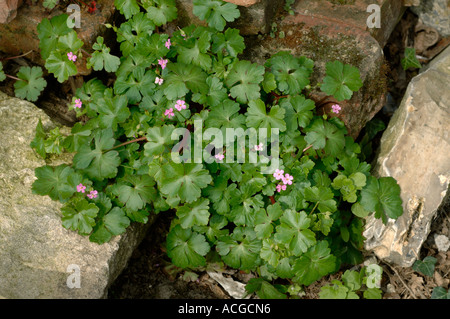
[88,37,121,73]
[412,256,437,277]
[401,47,421,70]
[280,94,315,130]
[320,61,363,101]
[319,280,352,299]
[267,52,314,95]
[363,288,382,299]
[96,94,130,130]
[176,198,210,229]
[192,76,229,107]
[360,176,403,224]
[203,177,239,214]
[159,162,212,203]
[90,207,131,244]
[30,119,47,158]
[63,121,93,153]
[114,0,140,19]
[37,14,72,60]
[245,278,287,299]
[72,129,121,181]
[193,0,240,31]
[14,66,47,102]
[116,12,155,57]
[212,28,245,57]
[166,224,210,269]
[45,51,77,83]
[144,0,177,26]
[43,0,59,9]
[304,186,337,213]
[216,227,261,270]
[57,30,83,53]
[114,175,157,212]
[254,203,283,239]
[293,240,337,286]
[305,118,345,157]
[225,60,264,104]
[312,211,334,236]
[246,99,286,132]
[31,165,76,202]
[0,62,6,82]
[164,62,208,100]
[144,125,176,157]
[431,287,450,299]
[61,198,99,235]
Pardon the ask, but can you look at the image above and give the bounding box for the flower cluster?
[331,104,341,114]
[76,183,98,199]
[158,58,168,70]
[273,169,294,193]
[67,52,77,62]
[74,98,82,109]
[155,76,164,85]
[214,153,224,161]
[165,99,188,119]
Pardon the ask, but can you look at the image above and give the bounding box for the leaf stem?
[0,50,33,61]
[5,74,22,81]
[309,201,319,215]
[104,136,148,152]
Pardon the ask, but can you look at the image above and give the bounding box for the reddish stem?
[105,136,147,152]
[269,196,276,204]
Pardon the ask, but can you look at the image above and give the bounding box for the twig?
[104,136,148,152]
[381,260,418,299]
[0,50,33,61]
[5,74,22,81]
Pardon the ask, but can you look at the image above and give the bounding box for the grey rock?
[363,45,450,267]
[0,92,151,298]
[410,0,450,37]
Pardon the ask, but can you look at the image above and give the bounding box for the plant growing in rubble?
[29,0,403,298]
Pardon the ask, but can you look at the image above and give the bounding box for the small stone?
[435,234,450,253]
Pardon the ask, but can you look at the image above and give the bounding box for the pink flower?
[254,143,264,151]
[165,38,171,49]
[74,98,82,109]
[331,104,341,114]
[174,100,187,111]
[273,169,284,180]
[76,183,86,193]
[276,184,287,193]
[87,190,98,199]
[158,58,168,69]
[215,153,224,161]
[164,107,175,118]
[67,52,77,62]
[155,77,164,85]
[282,173,294,185]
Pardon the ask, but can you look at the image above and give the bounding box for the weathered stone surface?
[224,0,260,7]
[0,0,116,76]
[0,91,152,298]
[175,0,283,35]
[0,0,22,24]
[363,45,450,267]
[410,0,450,37]
[245,0,404,138]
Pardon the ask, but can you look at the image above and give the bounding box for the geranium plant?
[25,0,403,298]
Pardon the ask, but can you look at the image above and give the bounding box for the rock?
[244,0,404,138]
[0,0,22,24]
[175,0,283,35]
[224,0,261,7]
[363,45,450,267]
[0,91,152,298]
[0,0,116,76]
[435,234,450,253]
[410,0,450,37]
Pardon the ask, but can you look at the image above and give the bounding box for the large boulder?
[244,0,405,138]
[0,91,151,298]
[363,45,450,267]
